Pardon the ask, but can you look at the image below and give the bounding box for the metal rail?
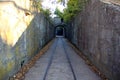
[61,38,77,80]
[43,38,58,80]
[43,38,76,80]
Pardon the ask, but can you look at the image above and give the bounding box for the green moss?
[7,60,15,72]
[0,52,15,79]
[0,61,7,80]
[15,46,21,58]
[0,60,15,79]
[0,68,6,80]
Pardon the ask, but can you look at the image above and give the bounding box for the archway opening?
[55,27,65,37]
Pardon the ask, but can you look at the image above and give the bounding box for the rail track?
[42,37,76,80]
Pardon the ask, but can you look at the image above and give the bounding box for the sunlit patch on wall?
[0,1,33,46]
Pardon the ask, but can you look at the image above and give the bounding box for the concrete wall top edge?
[100,0,120,7]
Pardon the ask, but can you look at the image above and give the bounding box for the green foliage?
[32,0,51,19]
[57,0,63,3]
[57,0,65,5]
[54,8,63,18]
[55,0,88,22]
[64,0,88,22]
[42,9,51,19]
[32,0,42,11]
[41,9,54,24]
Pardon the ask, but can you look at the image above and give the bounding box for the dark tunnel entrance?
[55,26,65,37]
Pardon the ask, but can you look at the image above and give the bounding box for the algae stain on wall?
[0,0,54,80]
[0,0,34,79]
[0,46,15,80]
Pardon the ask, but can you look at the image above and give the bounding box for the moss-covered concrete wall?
[66,0,120,80]
[0,1,54,80]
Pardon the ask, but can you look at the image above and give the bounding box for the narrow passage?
[24,38,101,80]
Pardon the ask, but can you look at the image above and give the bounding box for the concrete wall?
[66,0,120,80]
[0,1,54,80]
